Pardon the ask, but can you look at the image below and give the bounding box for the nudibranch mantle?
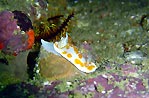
[41,33,97,73]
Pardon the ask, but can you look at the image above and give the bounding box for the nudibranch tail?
[41,33,97,73]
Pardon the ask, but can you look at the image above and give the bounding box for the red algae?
[26,29,35,49]
[0,43,4,49]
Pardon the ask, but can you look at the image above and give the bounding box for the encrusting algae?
[0,10,35,56]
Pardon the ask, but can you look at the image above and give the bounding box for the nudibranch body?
[41,33,97,73]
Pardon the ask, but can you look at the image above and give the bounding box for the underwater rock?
[1,72,148,98]
[0,82,40,98]
[123,50,147,65]
[38,46,82,81]
[0,10,34,84]
[29,73,148,98]
[0,50,29,87]
[120,63,139,77]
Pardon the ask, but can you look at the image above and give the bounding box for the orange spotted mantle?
[41,33,97,73]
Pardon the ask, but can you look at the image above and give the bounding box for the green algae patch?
[54,81,70,93]
[0,0,33,12]
[0,72,21,90]
[0,51,15,61]
[55,77,86,93]
[114,79,129,91]
[142,58,149,71]
[96,83,105,93]
[142,79,149,90]
[68,90,94,98]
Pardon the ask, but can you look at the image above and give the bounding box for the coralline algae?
[0,10,34,55]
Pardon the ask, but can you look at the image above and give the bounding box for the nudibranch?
[41,33,97,73]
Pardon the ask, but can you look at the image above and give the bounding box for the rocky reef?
[0,0,149,98]
[0,63,149,98]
